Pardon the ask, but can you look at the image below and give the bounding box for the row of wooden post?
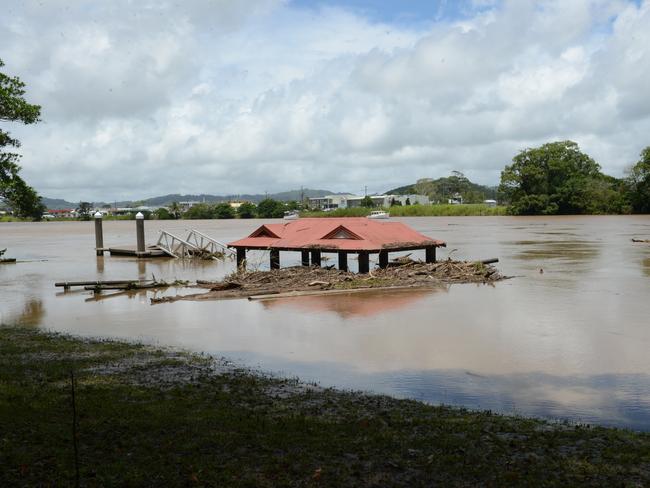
[236,246,436,274]
[94,212,146,256]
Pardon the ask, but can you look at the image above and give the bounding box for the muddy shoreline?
[2,326,649,486]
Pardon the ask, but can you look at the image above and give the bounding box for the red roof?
[228,218,445,252]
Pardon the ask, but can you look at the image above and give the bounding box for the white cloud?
[1,0,649,201]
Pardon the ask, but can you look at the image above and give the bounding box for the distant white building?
[308,194,358,210]
[448,193,463,205]
[483,199,497,207]
[347,194,429,208]
[179,201,201,212]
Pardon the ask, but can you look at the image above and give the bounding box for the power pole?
[364,185,367,197]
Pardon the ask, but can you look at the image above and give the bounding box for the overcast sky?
[2,0,649,201]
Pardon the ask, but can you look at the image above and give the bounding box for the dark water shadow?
[642,258,650,277]
[231,353,650,431]
[510,239,601,267]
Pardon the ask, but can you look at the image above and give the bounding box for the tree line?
[154,199,300,220]
[0,59,45,220]
[498,141,649,215]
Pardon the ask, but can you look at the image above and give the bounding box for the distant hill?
[41,189,344,209]
[386,174,497,203]
[41,197,77,209]
[385,183,417,194]
[136,189,341,206]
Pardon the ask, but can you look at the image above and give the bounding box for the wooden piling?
[338,252,348,272]
[94,212,104,256]
[311,250,322,267]
[425,246,436,263]
[236,248,246,269]
[358,251,370,274]
[378,250,388,269]
[270,249,280,269]
[301,250,310,267]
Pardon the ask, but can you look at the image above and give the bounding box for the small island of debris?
[152,259,506,304]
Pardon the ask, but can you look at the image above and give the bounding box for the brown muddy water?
[2,216,650,430]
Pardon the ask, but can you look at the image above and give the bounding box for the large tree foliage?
[237,202,257,218]
[256,198,285,218]
[627,146,650,214]
[0,59,44,220]
[411,171,495,204]
[498,141,624,215]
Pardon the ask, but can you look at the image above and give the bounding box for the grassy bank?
[303,204,507,218]
[1,326,649,486]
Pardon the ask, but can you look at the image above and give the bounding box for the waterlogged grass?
[0,215,28,222]
[389,204,507,217]
[1,326,649,486]
[303,204,507,218]
[302,207,371,218]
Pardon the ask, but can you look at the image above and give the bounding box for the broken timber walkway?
[154,229,235,259]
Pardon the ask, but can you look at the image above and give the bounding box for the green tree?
[627,146,650,214]
[285,200,300,211]
[360,195,375,208]
[256,198,285,218]
[154,207,173,220]
[237,202,256,218]
[78,201,92,220]
[184,203,214,219]
[214,203,235,219]
[499,141,604,215]
[169,201,181,219]
[0,59,45,220]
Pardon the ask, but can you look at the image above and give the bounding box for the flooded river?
[2,216,650,430]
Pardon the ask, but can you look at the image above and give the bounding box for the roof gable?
[249,225,280,239]
[321,225,362,240]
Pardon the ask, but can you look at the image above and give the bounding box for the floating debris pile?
[153,259,506,303]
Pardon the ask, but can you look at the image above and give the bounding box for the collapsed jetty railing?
[184,229,235,258]
[155,231,196,258]
[155,229,235,259]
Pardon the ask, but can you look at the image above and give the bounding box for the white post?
[94,212,104,256]
[135,212,145,254]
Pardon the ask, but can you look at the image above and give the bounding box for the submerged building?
[228,218,445,273]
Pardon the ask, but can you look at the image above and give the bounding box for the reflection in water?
[84,289,150,303]
[237,353,650,431]
[137,259,146,278]
[261,288,445,318]
[10,299,45,327]
[380,369,650,430]
[96,256,105,273]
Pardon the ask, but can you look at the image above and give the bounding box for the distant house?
[46,208,77,218]
[347,194,430,208]
[308,194,358,210]
[483,199,497,207]
[179,201,201,212]
[448,193,463,205]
